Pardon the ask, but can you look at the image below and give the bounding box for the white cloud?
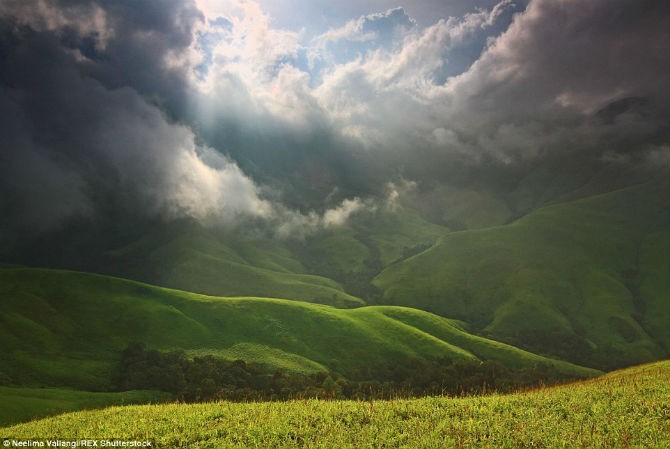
[447,0,513,43]
[182,0,538,159]
[274,197,376,239]
[194,0,302,85]
[189,0,327,132]
[165,144,273,223]
[184,1,519,152]
[322,197,368,227]
[385,179,417,210]
[65,82,276,226]
[309,1,517,150]
[314,7,416,46]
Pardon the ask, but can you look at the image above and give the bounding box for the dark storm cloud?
[0,0,379,240]
[0,86,91,232]
[315,0,669,170]
[453,0,670,172]
[0,0,668,239]
[79,0,203,117]
[0,0,273,236]
[448,0,670,129]
[0,0,203,115]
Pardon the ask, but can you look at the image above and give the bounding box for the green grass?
[107,221,364,307]
[291,206,448,290]
[0,387,170,426]
[374,177,670,368]
[409,184,514,230]
[308,230,371,273]
[352,207,447,266]
[637,229,670,354]
[3,361,667,448]
[0,268,595,392]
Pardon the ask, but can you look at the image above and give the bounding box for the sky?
[0,0,668,238]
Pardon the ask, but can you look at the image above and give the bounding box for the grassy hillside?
[106,221,363,307]
[0,268,595,392]
[374,177,670,369]
[350,207,448,266]
[408,184,514,231]
[289,206,448,300]
[3,361,667,448]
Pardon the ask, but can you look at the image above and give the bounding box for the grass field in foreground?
[3,361,668,448]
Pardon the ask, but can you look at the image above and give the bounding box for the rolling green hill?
[3,361,667,449]
[0,267,596,393]
[288,206,448,299]
[105,221,364,308]
[99,204,448,307]
[374,177,670,369]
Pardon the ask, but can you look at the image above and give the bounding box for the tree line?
[116,342,578,402]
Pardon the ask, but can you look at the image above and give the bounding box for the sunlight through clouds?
[0,0,667,234]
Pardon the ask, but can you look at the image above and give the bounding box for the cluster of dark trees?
[116,343,577,402]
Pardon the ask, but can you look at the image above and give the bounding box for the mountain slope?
[105,221,364,307]
[374,177,670,369]
[0,268,596,391]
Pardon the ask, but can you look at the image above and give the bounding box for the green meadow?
[3,360,668,449]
